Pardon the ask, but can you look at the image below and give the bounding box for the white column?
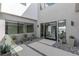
[0,19,5,42]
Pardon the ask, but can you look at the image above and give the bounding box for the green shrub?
[0,44,11,55]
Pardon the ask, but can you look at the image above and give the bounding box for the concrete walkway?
[39,39,56,46]
[17,39,77,56]
[17,44,42,56]
[28,39,77,56]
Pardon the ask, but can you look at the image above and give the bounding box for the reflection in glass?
[6,22,17,34]
[27,24,34,33]
[5,21,34,34]
[45,22,57,40]
[58,20,66,44]
[40,23,45,38]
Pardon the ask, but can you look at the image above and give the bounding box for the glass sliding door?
[58,20,66,44]
[40,21,57,40]
[45,22,57,40]
[40,23,45,38]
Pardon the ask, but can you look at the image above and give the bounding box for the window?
[6,22,17,34]
[24,24,27,33]
[18,23,23,33]
[40,3,55,10]
[27,24,34,33]
[5,22,34,34]
[46,3,55,6]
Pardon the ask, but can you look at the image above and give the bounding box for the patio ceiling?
[1,3,31,16]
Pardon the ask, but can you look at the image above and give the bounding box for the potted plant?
[69,36,75,47]
[0,44,11,56]
[59,31,66,44]
[12,36,16,41]
[69,36,75,39]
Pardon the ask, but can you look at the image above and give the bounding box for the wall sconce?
[71,21,74,26]
[37,25,39,27]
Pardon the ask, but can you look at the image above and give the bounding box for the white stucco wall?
[0,3,79,45]
[0,19,5,42]
[0,13,37,41]
[0,3,1,12]
[37,3,79,45]
[22,3,39,20]
[1,13,37,23]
